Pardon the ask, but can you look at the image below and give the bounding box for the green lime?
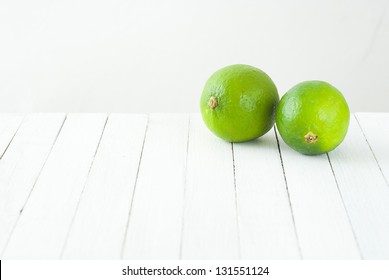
[276,80,350,155]
[200,64,279,142]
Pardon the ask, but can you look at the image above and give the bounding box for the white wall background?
[0,0,388,113]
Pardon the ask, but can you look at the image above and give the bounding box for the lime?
[200,64,279,142]
[276,80,350,155]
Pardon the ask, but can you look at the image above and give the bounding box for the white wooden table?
[0,113,388,260]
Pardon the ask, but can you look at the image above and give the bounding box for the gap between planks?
[274,127,303,259]
[326,152,364,259]
[59,115,109,257]
[231,142,242,259]
[119,115,150,259]
[0,114,25,160]
[354,114,389,189]
[122,114,190,259]
[0,114,67,257]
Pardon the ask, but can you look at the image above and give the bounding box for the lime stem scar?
[208,96,218,110]
[304,131,318,144]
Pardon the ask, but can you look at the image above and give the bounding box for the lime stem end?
[208,96,218,110]
[304,131,318,144]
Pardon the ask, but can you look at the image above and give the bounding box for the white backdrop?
[0,0,388,113]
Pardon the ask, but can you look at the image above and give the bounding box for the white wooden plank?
[0,114,24,158]
[276,128,361,259]
[2,113,107,259]
[328,115,389,259]
[122,114,189,259]
[355,113,389,185]
[0,114,65,255]
[61,114,148,259]
[233,129,300,259]
[181,114,240,259]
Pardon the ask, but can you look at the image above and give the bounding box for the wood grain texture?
[233,129,300,259]
[122,114,189,259]
[355,113,389,185]
[61,114,148,259]
[276,128,361,259]
[328,115,389,259]
[0,114,24,158]
[0,114,65,255]
[2,114,108,259]
[181,114,240,259]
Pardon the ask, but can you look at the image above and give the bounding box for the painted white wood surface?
[0,114,65,255]
[233,129,300,259]
[355,113,389,185]
[181,114,240,259]
[0,114,23,158]
[2,114,107,259]
[0,113,388,259]
[122,114,189,259]
[328,116,389,259]
[276,129,361,259]
[62,114,148,259]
